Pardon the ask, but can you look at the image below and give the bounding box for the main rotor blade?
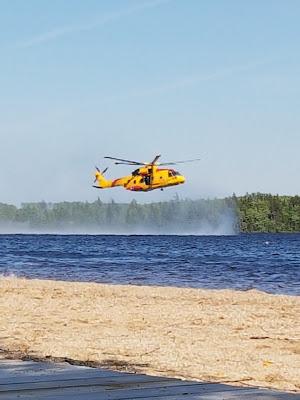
[150,154,161,165]
[159,158,202,166]
[114,162,145,166]
[104,156,144,165]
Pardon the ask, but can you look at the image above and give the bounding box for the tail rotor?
[94,166,108,183]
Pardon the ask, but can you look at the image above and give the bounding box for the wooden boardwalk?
[0,359,298,399]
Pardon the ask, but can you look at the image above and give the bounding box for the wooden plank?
[0,369,123,384]
[0,360,297,400]
[0,360,176,385]
[0,382,251,400]
[0,369,171,386]
[0,359,105,373]
[156,392,299,400]
[0,370,124,384]
[0,360,97,376]
[0,375,185,392]
[1,387,296,400]
[0,389,297,400]
[0,360,160,384]
[137,389,300,399]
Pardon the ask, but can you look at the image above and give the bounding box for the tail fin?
[93,167,111,189]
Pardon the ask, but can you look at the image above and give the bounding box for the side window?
[140,178,144,183]
[168,171,172,177]
[133,180,136,184]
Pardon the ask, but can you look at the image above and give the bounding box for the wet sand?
[0,277,299,392]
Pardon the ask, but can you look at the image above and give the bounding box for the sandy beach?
[0,277,299,392]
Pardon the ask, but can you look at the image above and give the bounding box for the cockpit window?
[169,170,180,177]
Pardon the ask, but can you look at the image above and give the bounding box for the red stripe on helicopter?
[112,179,120,187]
[129,186,143,191]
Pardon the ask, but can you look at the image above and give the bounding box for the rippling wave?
[0,234,299,295]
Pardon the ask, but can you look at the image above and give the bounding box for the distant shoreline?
[1,193,300,233]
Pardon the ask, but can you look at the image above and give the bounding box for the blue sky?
[0,0,299,204]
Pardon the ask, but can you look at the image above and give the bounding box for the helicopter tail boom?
[94,168,127,189]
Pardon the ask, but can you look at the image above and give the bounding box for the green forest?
[237,193,300,232]
[0,193,299,233]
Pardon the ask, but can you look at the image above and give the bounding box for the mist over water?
[0,198,238,235]
[0,218,236,235]
[103,211,237,236]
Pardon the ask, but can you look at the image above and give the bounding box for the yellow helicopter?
[93,155,200,192]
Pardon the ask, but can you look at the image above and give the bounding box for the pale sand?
[0,277,299,392]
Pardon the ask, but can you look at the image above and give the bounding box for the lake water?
[0,234,299,295]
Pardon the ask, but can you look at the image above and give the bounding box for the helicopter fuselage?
[94,165,185,192]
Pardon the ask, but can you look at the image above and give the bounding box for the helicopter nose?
[179,175,185,184]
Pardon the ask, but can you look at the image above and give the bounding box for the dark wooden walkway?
[0,359,298,399]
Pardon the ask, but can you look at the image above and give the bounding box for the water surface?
[0,234,299,295]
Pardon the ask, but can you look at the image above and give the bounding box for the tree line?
[236,193,300,232]
[0,193,299,233]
